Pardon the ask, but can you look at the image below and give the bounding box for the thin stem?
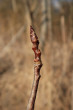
[27,70,41,110]
[27,26,42,110]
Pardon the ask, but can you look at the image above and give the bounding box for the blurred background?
[0,0,73,110]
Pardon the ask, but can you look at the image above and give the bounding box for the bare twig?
[61,15,66,43]
[40,0,47,50]
[11,0,17,13]
[27,26,42,110]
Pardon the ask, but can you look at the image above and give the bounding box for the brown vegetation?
[0,0,73,110]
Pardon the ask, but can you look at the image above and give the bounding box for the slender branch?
[27,26,42,110]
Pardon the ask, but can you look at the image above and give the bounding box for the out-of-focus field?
[0,0,73,110]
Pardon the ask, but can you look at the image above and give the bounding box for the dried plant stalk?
[27,26,42,110]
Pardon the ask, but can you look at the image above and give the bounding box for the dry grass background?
[0,1,73,110]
